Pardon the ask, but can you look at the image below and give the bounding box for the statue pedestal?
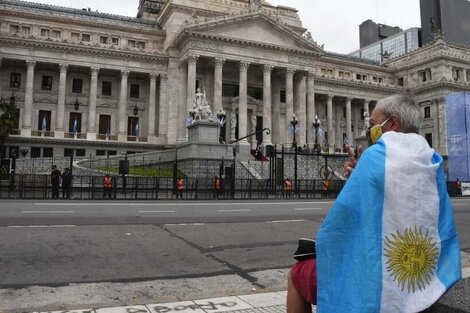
[187,120,219,144]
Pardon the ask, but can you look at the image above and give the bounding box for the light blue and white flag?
[316,131,461,313]
[41,116,47,132]
[134,122,139,137]
[72,118,78,134]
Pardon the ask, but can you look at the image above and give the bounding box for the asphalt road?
[0,198,469,312]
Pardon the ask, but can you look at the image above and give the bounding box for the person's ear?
[389,115,400,131]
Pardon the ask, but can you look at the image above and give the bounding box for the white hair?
[375,94,423,133]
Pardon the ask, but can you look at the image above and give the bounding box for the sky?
[26,0,422,54]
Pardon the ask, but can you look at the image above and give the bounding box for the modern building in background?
[420,0,470,46]
[359,19,402,48]
[0,0,470,160]
[350,26,421,63]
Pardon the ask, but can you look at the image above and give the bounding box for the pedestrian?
[50,165,61,199]
[103,174,113,199]
[62,168,72,199]
[287,94,461,313]
[212,175,221,199]
[283,178,292,198]
[321,178,329,198]
[176,177,184,199]
[456,178,462,197]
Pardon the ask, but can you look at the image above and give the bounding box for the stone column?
[213,58,225,112]
[285,69,295,145]
[297,75,307,147]
[326,94,334,152]
[118,70,129,141]
[177,63,187,143]
[364,99,370,115]
[345,97,352,145]
[335,103,341,150]
[238,61,250,142]
[271,76,281,144]
[87,67,99,140]
[0,58,2,98]
[262,64,273,145]
[22,60,36,136]
[433,98,440,151]
[55,63,68,138]
[307,71,316,146]
[166,58,180,144]
[186,55,198,115]
[437,96,447,154]
[158,74,168,139]
[147,73,157,142]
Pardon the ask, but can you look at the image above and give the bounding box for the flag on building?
[72,118,78,134]
[315,131,461,313]
[134,122,139,137]
[41,116,47,132]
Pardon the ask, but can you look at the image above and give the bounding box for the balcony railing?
[96,134,118,141]
[64,132,87,139]
[8,129,20,136]
[31,130,54,137]
[127,136,148,142]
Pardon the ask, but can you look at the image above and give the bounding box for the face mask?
[366,117,390,145]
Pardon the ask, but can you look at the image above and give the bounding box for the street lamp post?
[290,115,299,150]
[312,115,321,154]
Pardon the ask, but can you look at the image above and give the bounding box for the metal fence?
[0,174,345,200]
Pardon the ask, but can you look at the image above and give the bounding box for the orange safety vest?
[284,180,292,191]
[177,179,184,190]
[103,176,112,188]
[322,179,329,191]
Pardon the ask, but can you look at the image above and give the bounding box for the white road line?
[138,210,176,213]
[34,201,333,206]
[294,208,323,211]
[22,211,74,214]
[266,219,305,223]
[6,225,76,228]
[164,223,206,226]
[217,209,251,212]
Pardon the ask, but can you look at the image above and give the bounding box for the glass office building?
[349,28,421,63]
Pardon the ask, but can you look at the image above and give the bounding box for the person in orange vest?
[284,178,292,198]
[212,175,222,199]
[322,178,329,198]
[456,178,462,197]
[176,177,184,199]
[103,174,113,199]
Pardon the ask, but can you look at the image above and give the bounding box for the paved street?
[0,198,469,312]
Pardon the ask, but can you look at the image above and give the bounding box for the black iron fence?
[0,174,345,200]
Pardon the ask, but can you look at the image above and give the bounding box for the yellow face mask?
[367,117,390,145]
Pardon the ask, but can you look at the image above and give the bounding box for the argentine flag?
[41,116,47,132]
[316,132,461,313]
[72,118,78,134]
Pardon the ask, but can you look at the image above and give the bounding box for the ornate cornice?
[411,80,470,96]
[315,76,400,93]
[0,36,169,65]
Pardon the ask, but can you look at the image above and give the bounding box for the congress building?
[1,0,469,159]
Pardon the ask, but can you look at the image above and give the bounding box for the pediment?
[178,12,323,55]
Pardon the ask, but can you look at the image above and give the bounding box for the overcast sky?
[27,0,422,54]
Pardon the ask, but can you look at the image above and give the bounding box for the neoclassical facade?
[1,0,470,158]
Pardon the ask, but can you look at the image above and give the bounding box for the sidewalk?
[35,267,470,313]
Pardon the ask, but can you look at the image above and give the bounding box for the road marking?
[267,219,305,223]
[453,204,467,206]
[34,201,334,206]
[22,211,74,214]
[6,225,76,228]
[164,223,206,226]
[294,208,323,211]
[139,210,176,213]
[217,209,251,212]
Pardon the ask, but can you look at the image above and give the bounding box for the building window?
[342,106,346,118]
[136,41,146,49]
[247,86,263,100]
[76,149,86,157]
[96,150,107,156]
[360,108,365,120]
[338,71,351,79]
[64,149,74,157]
[356,74,368,81]
[424,106,431,119]
[99,115,111,135]
[81,34,91,42]
[51,30,61,39]
[41,76,52,90]
[280,90,286,103]
[128,117,139,136]
[43,148,53,158]
[71,32,80,42]
[100,36,108,44]
[452,67,461,82]
[397,77,404,86]
[222,83,239,97]
[108,150,117,156]
[31,147,41,158]
[128,40,136,48]
[9,24,19,34]
[72,78,83,93]
[38,111,51,131]
[10,73,21,88]
[467,70,470,82]
[69,113,82,133]
[130,84,140,99]
[425,133,433,148]
[22,26,30,36]
[111,37,119,45]
[102,81,112,96]
[40,28,49,37]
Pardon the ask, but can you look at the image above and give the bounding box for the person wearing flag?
[287,94,461,313]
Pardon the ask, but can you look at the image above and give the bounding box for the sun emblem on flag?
[384,226,439,293]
